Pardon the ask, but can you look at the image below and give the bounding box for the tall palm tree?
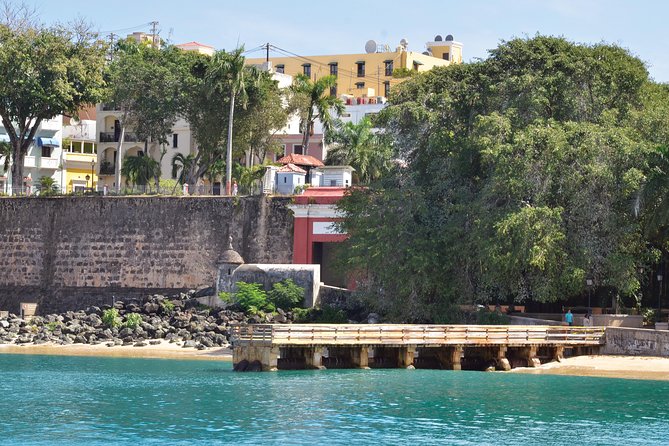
[121,155,159,191]
[171,153,197,185]
[206,47,258,195]
[290,74,345,155]
[325,117,392,184]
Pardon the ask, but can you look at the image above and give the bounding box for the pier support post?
[261,346,280,371]
[436,346,463,370]
[305,347,326,369]
[398,346,416,368]
[553,346,564,362]
[517,346,540,368]
[351,347,370,369]
[494,346,511,371]
[233,346,279,371]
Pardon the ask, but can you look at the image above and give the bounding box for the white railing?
[230,324,606,347]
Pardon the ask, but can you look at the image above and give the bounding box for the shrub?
[45,321,60,332]
[124,313,143,329]
[292,305,348,323]
[268,279,304,310]
[102,308,121,328]
[218,292,234,305]
[234,282,273,312]
[160,300,175,314]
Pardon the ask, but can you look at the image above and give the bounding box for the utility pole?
[108,33,116,62]
[266,42,270,63]
[150,21,159,48]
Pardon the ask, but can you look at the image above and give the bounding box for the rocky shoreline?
[0,290,295,350]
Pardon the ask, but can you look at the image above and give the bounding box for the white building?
[0,116,64,195]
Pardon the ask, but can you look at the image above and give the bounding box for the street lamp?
[658,273,663,323]
[85,174,90,189]
[586,277,594,311]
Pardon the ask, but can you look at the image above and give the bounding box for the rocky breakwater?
[0,290,295,350]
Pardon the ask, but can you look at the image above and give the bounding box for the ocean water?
[0,354,668,445]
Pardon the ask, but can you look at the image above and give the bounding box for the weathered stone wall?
[602,327,669,357]
[0,196,294,314]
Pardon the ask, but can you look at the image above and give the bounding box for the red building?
[289,187,349,287]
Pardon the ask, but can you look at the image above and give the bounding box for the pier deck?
[230,324,605,371]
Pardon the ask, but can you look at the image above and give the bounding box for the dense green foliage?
[231,282,273,313]
[102,308,121,328]
[325,117,393,184]
[267,279,304,310]
[338,36,669,322]
[123,313,143,329]
[0,11,106,191]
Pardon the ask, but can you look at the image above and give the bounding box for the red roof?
[278,163,307,174]
[294,187,348,205]
[277,153,324,167]
[176,41,215,49]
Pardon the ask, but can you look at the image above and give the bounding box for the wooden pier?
[230,324,605,372]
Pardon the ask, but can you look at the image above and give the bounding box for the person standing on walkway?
[565,309,574,326]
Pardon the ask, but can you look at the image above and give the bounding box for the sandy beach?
[0,340,232,361]
[512,355,669,381]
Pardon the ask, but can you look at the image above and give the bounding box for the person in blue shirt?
[565,309,574,326]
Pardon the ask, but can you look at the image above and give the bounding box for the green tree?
[106,39,188,190]
[290,74,344,156]
[0,10,106,193]
[338,36,660,322]
[325,117,393,184]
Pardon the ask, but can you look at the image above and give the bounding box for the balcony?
[101,103,119,111]
[23,156,60,170]
[99,132,139,143]
[99,161,116,175]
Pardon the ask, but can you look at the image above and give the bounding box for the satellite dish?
[365,40,377,54]
[445,34,454,41]
[422,51,431,56]
[434,35,443,41]
[400,38,408,49]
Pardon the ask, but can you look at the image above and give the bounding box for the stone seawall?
[603,327,669,357]
[0,196,294,314]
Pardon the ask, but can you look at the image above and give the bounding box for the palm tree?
[290,74,345,155]
[325,117,392,184]
[171,153,197,185]
[121,155,159,191]
[206,47,259,196]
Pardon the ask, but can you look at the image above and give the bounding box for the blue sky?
[28,0,669,82]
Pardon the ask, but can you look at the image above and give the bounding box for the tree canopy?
[337,36,669,322]
[0,12,106,191]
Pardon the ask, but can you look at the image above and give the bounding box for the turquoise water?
[1,355,668,445]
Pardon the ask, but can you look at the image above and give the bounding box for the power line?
[99,22,152,35]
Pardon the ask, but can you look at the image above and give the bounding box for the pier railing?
[230,324,605,347]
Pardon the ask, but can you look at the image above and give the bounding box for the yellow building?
[246,35,463,98]
[63,151,98,193]
[62,110,99,192]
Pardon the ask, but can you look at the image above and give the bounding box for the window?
[443,52,450,61]
[302,64,311,77]
[41,146,52,158]
[173,133,178,148]
[329,63,338,77]
[276,64,284,74]
[355,82,365,89]
[330,179,337,186]
[384,60,393,76]
[356,62,365,77]
[293,144,304,155]
[384,81,391,98]
[330,84,337,97]
[137,150,144,157]
[413,61,421,71]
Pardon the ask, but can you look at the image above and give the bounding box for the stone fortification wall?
[0,196,293,314]
[603,327,669,357]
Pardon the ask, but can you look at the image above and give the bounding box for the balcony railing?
[99,162,116,175]
[99,132,139,143]
[101,103,119,111]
